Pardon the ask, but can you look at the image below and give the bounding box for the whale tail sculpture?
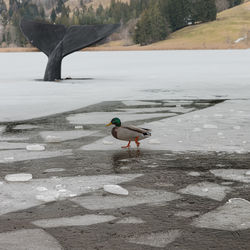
[20,19,119,81]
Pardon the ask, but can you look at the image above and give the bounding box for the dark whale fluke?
[20,19,119,81]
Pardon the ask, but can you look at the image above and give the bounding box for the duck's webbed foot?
[122,140,131,149]
[135,137,140,148]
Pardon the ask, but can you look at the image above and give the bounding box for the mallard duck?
[106,117,151,148]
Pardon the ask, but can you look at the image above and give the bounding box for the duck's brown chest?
[112,127,118,139]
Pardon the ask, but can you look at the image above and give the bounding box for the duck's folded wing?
[124,125,151,134]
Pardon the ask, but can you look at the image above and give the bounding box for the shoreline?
[0,45,249,53]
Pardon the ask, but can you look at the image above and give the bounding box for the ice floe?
[193,198,250,231]
[67,112,171,125]
[40,130,97,142]
[116,217,145,224]
[5,173,32,182]
[0,149,72,163]
[26,144,45,151]
[81,100,250,152]
[0,173,141,215]
[210,169,250,183]
[178,182,232,201]
[0,229,62,250]
[32,215,116,228]
[71,187,180,210]
[128,230,181,248]
[103,184,129,196]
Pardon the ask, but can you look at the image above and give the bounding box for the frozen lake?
[0,50,250,121]
[0,50,250,249]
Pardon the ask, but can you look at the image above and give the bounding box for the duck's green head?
[106,117,121,127]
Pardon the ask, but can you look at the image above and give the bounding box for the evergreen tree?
[50,8,56,23]
[134,2,169,45]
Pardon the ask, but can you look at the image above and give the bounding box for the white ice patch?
[32,215,116,228]
[210,169,250,183]
[174,211,200,218]
[203,124,218,129]
[116,217,145,224]
[5,173,32,182]
[0,229,62,250]
[0,149,72,163]
[71,187,181,210]
[14,124,40,130]
[103,184,129,196]
[193,198,250,231]
[43,168,65,173]
[128,230,181,248]
[102,140,113,145]
[187,172,201,177]
[178,182,232,201]
[40,130,97,142]
[26,144,45,151]
[0,142,28,150]
[0,174,141,216]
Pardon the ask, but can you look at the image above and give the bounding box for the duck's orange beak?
[105,122,112,127]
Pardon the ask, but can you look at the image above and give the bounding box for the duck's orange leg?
[122,140,131,149]
[135,137,140,148]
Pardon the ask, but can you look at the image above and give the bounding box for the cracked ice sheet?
[81,100,250,152]
[32,215,116,228]
[0,229,62,250]
[192,198,250,231]
[178,182,232,201]
[67,112,173,125]
[40,130,98,142]
[210,169,250,183]
[0,149,72,163]
[128,230,181,248]
[0,174,141,216]
[71,187,181,210]
[1,50,250,122]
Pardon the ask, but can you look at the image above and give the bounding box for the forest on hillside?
[0,0,244,47]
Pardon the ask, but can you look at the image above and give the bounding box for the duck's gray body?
[112,125,151,141]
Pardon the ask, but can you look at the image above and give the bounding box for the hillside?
[87,1,250,50]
